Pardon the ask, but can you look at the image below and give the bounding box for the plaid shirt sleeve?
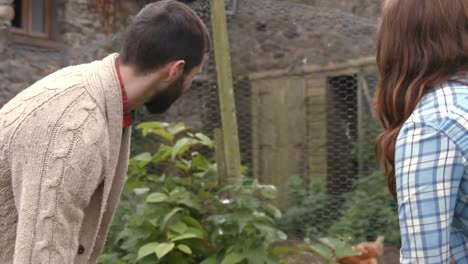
[395,121,467,263]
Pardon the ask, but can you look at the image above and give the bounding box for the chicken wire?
[131,0,399,261]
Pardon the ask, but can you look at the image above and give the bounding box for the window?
[11,0,60,47]
[12,0,51,38]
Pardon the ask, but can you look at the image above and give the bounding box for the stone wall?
[294,0,384,18]
[1,45,65,106]
[0,0,381,113]
[0,0,136,106]
[227,0,378,75]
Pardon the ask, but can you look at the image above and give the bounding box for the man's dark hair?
[120,0,211,74]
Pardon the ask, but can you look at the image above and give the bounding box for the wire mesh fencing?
[127,0,399,262]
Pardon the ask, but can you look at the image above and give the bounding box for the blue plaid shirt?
[396,80,468,263]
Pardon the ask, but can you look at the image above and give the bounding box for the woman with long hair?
[374,0,467,262]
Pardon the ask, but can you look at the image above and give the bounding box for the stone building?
[0,0,384,193]
[0,0,141,106]
[0,0,382,105]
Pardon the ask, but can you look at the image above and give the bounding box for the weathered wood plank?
[251,79,261,179]
[210,0,242,179]
[250,76,307,208]
[249,57,376,81]
[214,128,228,185]
[306,76,328,180]
[273,79,289,208]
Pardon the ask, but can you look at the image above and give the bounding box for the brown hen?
[337,236,384,264]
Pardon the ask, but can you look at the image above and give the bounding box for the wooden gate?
[248,57,376,207]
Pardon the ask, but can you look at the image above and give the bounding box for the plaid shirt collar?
[115,58,133,128]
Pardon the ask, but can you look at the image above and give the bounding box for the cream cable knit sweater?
[0,54,131,264]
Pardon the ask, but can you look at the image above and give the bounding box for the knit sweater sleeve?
[9,88,108,264]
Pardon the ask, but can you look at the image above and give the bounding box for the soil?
[380,246,400,264]
[277,239,400,264]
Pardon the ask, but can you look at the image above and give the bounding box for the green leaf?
[179,177,193,186]
[254,223,287,242]
[179,198,201,211]
[191,155,210,170]
[167,230,180,241]
[137,122,166,130]
[170,233,203,242]
[168,187,187,200]
[124,177,145,190]
[210,209,253,232]
[181,216,205,232]
[318,238,360,259]
[201,256,218,264]
[167,122,188,136]
[152,174,166,183]
[151,129,175,143]
[335,247,361,259]
[300,243,333,260]
[195,133,214,148]
[133,152,153,167]
[161,207,183,230]
[175,160,190,171]
[155,242,175,259]
[169,221,188,234]
[137,122,166,137]
[152,147,172,163]
[262,204,282,220]
[133,153,152,168]
[253,214,275,225]
[177,244,192,255]
[146,192,168,203]
[172,138,196,159]
[137,242,158,260]
[259,185,277,200]
[245,247,276,264]
[185,227,205,239]
[234,210,254,232]
[319,237,340,249]
[221,252,245,264]
[134,187,150,195]
[271,246,298,256]
[198,190,215,199]
[134,152,152,161]
[277,230,288,241]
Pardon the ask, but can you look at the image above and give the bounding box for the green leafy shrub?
[281,176,337,238]
[328,170,400,246]
[99,122,287,264]
[282,170,400,247]
[300,237,360,264]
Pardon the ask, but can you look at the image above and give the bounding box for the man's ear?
[167,60,185,81]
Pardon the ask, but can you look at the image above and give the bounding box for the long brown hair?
[374,0,468,198]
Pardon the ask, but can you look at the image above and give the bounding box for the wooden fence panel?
[250,76,307,207]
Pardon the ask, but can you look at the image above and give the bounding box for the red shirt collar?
[115,58,133,128]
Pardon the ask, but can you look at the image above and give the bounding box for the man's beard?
[144,75,185,114]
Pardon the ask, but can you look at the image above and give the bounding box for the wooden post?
[210,0,242,179]
[357,74,366,176]
[214,128,228,185]
[251,80,260,179]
